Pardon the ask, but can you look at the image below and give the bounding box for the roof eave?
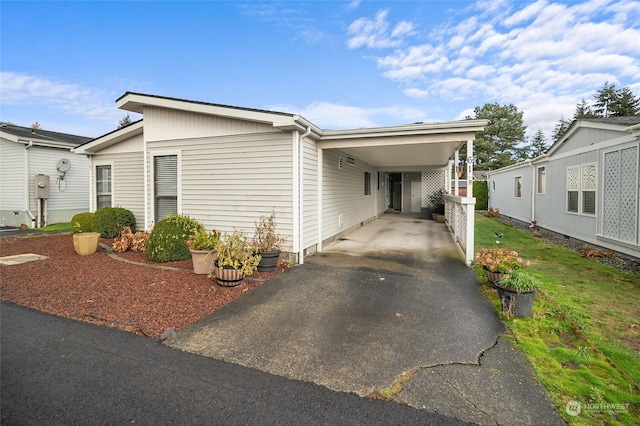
[74,120,144,154]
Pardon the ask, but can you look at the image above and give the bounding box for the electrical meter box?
[35,174,50,199]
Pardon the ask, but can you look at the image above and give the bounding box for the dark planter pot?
[421,207,433,220]
[257,251,280,272]
[214,259,243,287]
[494,281,536,317]
[483,267,508,284]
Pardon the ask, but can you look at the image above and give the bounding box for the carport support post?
[465,138,474,265]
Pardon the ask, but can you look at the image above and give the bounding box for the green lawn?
[473,214,640,425]
[38,222,72,232]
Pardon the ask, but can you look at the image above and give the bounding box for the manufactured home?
[0,124,91,228]
[75,93,487,264]
[486,116,640,259]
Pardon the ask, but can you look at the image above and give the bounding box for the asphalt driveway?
[169,213,563,425]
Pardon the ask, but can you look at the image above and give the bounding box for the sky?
[1,0,639,142]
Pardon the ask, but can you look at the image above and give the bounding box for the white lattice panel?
[603,151,620,238]
[619,146,638,242]
[567,166,580,190]
[582,164,596,190]
[421,169,446,207]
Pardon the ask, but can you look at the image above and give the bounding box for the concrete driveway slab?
[169,214,563,424]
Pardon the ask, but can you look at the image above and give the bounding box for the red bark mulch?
[0,233,286,339]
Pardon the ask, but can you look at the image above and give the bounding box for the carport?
[316,119,488,265]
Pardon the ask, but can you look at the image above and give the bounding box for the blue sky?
[1,0,639,141]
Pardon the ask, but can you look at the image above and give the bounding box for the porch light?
[456,165,464,178]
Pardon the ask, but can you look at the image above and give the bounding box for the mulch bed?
[0,233,285,339]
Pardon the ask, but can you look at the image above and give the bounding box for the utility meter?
[35,174,50,199]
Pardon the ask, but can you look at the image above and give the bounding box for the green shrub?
[71,212,95,234]
[93,207,136,238]
[473,180,489,210]
[146,214,204,262]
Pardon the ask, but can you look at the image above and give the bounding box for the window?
[514,176,522,198]
[537,166,546,194]
[95,165,112,209]
[582,164,596,215]
[566,164,596,215]
[364,171,371,195]
[567,166,580,213]
[154,155,178,223]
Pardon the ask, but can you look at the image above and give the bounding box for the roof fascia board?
[1,130,75,149]
[74,121,144,154]
[547,119,632,156]
[318,131,478,150]
[320,119,488,141]
[117,92,298,128]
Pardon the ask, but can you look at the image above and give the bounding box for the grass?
[474,214,640,425]
[38,222,72,232]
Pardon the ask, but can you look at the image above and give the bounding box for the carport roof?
[79,92,488,168]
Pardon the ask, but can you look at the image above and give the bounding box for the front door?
[411,180,421,212]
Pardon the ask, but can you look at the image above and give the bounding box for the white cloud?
[0,71,122,122]
[268,101,427,129]
[347,9,414,49]
[347,0,640,138]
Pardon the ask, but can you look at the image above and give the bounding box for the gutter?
[23,142,37,227]
[296,124,313,265]
[526,160,536,224]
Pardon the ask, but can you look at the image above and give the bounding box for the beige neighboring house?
[75,92,487,264]
[0,124,91,228]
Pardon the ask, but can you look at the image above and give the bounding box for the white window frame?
[150,150,181,224]
[581,163,597,216]
[566,164,596,216]
[94,161,114,211]
[514,176,522,198]
[536,166,546,194]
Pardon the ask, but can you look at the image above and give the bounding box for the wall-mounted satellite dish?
[57,158,71,172]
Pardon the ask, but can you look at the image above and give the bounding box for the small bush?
[71,212,95,234]
[146,214,204,262]
[93,207,136,238]
[112,226,149,253]
[473,180,489,210]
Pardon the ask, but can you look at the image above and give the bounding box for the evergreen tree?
[465,103,527,169]
[610,86,640,116]
[551,117,571,143]
[573,99,597,119]
[118,114,132,129]
[593,81,618,117]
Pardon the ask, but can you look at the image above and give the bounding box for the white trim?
[149,150,181,224]
[93,161,115,210]
[317,147,323,253]
[292,131,300,256]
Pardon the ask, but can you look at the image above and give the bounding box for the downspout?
[24,141,37,228]
[527,160,535,224]
[298,125,312,265]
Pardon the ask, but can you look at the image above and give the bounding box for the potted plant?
[427,189,445,222]
[494,270,541,317]
[252,213,286,272]
[184,229,221,274]
[72,222,101,256]
[214,230,261,286]
[475,247,531,284]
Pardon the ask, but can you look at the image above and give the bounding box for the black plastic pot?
[257,251,280,272]
[494,282,536,317]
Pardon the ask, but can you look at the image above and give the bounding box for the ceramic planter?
[73,232,100,256]
[257,251,280,272]
[189,249,217,275]
[494,281,536,317]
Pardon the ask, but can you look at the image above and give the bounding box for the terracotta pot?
[189,249,217,275]
[73,232,100,256]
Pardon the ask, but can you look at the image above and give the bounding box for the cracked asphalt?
[169,214,564,425]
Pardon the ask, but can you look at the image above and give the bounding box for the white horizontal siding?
[302,138,319,249]
[554,128,625,156]
[148,132,295,247]
[488,165,532,223]
[144,107,278,142]
[92,152,145,228]
[27,147,90,222]
[321,149,377,240]
[0,139,26,211]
